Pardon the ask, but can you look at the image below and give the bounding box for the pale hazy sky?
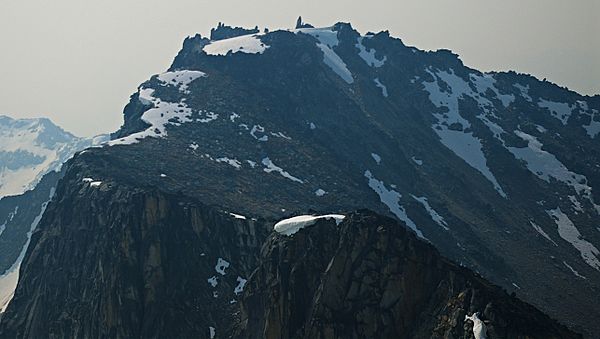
[1,0,598,137]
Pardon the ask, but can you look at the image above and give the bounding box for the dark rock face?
[210,23,259,41]
[0,167,269,338]
[237,211,577,339]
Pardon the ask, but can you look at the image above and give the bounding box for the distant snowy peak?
[0,115,106,198]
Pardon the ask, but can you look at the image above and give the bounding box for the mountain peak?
[0,115,105,198]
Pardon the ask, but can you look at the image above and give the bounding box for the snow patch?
[229,112,240,122]
[203,34,268,56]
[262,157,303,183]
[563,261,586,279]
[207,276,218,287]
[547,207,600,270]
[109,87,195,145]
[422,69,506,197]
[529,220,558,246]
[411,156,423,166]
[513,83,532,102]
[274,214,345,236]
[229,213,247,220]
[157,70,206,93]
[508,131,596,207]
[196,111,218,123]
[315,188,327,196]
[356,37,386,67]
[373,78,388,97]
[215,258,230,275]
[216,157,242,169]
[538,98,574,125]
[465,312,488,339]
[250,125,268,141]
[316,43,354,84]
[411,195,449,230]
[234,276,247,295]
[371,153,381,164]
[89,181,102,188]
[296,27,353,83]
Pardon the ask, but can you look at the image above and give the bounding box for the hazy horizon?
[1,0,598,137]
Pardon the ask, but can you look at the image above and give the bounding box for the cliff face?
[0,165,269,338]
[237,211,577,339]
[0,169,578,338]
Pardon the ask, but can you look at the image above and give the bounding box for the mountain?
[0,115,107,198]
[1,21,598,337]
[0,116,108,312]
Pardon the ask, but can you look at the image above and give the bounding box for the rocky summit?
[0,20,598,337]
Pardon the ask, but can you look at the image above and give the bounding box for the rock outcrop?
[237,211,578,338]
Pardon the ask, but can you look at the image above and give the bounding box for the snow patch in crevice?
[371,153,381,164]
[529,220,558,246]
[316,43,354,84]
[0,206,17,237]
[274,214,345,236]
[364,170,425,239]
[547,207,600,270]
[356,37,386,67]
[563,261,586,279]
[315,188,327,196]
[262,157,304,183]
[411,195,449,230]
[296,27,353,84]
[215,157,242,169]
[373,78,388,97]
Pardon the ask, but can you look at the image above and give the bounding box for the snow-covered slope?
[0,115,108,198]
